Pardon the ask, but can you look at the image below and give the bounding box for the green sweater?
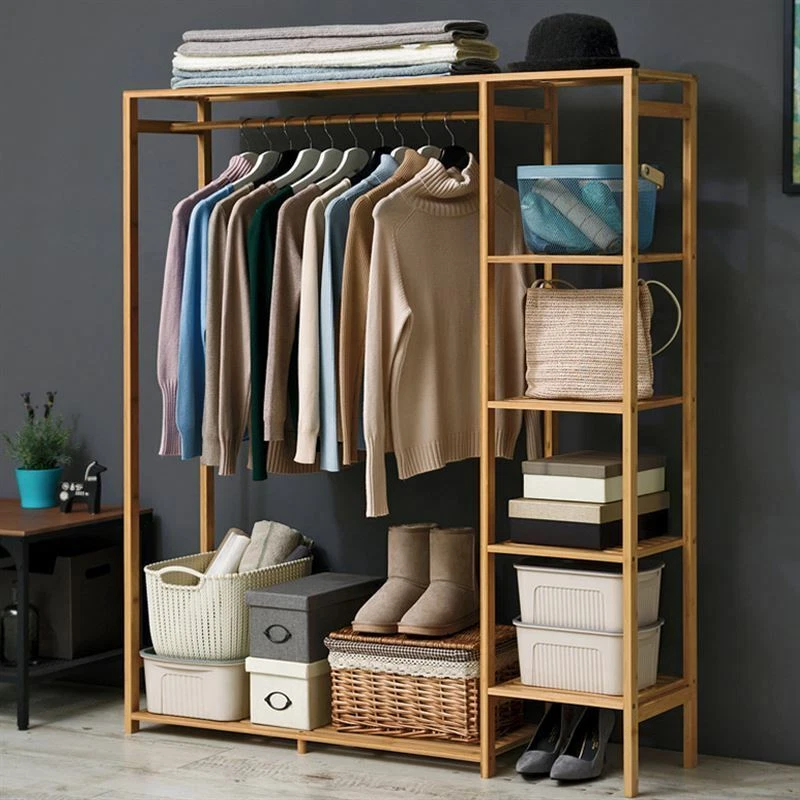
[247,186,293,481]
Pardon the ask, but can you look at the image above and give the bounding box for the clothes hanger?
[231,118,281,190]
[390,114,411,161]
[417,113,442,159]
[438,112,470,170]
[350,115,394,185]
[235,118,257,164]
[316,116,370,192]
[272,116,321,189]
[257,118,300,184]
[292,117,344,191]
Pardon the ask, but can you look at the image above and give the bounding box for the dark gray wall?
[1,0,798,766]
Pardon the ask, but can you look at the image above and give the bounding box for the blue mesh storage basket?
[517,165,659,255]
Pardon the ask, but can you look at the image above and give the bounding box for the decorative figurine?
[59,461,107,514]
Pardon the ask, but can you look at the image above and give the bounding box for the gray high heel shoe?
[515,703,581,776]
[549,707,616,781]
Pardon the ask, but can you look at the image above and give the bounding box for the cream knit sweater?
[363,156,538,517]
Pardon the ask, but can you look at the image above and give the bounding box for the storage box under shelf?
[325,625,523,743]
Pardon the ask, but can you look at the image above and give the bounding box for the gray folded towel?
[178,32,473,57]
[238,520,302,572]
[183,21,489,43]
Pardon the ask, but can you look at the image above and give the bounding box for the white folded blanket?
[173,41,498,72]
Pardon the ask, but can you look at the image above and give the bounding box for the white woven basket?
[145,550,312,661]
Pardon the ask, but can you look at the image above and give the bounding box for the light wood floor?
[0,683,796,799]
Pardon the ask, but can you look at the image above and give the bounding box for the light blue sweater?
[318,155,399,471]
[176,183,236,459]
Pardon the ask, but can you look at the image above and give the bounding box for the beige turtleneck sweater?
[338,149,431,465]
[363,156,539,517]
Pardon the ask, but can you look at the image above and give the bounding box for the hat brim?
[507,56,640,71]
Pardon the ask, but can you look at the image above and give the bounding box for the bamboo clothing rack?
[122,67,697,798]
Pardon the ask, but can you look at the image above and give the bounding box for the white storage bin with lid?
[141,647,248,721]
[246,656,330,730]
[513,618,663,695]
[515,558,663,631]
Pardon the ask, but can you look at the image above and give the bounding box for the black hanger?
[257,119,298,185]
[438,113,470,171]
[350,116,393,184]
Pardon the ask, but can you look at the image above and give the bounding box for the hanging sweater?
[294,179,351,464]
[318,154,399,472]
[363,156,537,517]
[157,155,251,456]
[247,186,294,481]
[338,149,430,465]
[217,182,276,475]
[201,183,254,467]
[176,183,241,459]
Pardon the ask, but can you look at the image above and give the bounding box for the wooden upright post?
[621,70,641,798]
[196,100,216,554]
[122,92,141,735]
[681,76,699,770]
[478,80,497,779]
[542,86,559,457]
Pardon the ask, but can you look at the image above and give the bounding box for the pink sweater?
[156,155,252,456]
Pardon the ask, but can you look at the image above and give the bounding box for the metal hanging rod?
[136,105,548,134]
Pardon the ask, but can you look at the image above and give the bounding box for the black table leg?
[15,540,30,731]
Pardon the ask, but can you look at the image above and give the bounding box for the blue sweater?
[176,184,236,459]
[318,155,399,471]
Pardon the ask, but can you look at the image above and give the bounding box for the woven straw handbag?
[524,279,681,401]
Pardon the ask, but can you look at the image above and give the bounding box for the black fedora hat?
[509,13,639,71]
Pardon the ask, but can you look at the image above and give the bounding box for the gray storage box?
[246,572,382,663]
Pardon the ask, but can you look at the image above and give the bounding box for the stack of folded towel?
[171,20,500,88]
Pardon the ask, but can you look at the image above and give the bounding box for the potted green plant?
[3,392,73,509]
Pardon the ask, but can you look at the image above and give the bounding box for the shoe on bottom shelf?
[549,707,616,782]
[515,703,581,776]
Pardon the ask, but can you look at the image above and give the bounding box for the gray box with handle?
[246,572,382,662]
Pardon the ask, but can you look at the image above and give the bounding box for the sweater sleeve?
[294,204,324,464]
[217,201,252,475]
[338,197,373,466]
[363,206,412,518]
[176,200,211,460]
[156,199,192,457]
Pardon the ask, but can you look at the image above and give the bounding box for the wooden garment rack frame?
[122,68,697,797]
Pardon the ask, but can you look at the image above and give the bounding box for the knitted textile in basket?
[145,550,312,660]
[525,282,654,401]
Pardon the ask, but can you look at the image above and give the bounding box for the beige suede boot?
[397,527,479,637]
[351,523,436,634]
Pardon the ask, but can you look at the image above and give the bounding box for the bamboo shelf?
[122,68,696,796]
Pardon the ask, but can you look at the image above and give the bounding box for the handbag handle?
[531,277,681,357]
[645,280,682,356]
[531,278,578,290]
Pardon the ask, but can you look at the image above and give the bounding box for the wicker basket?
[325,625,523,743]
[145,550,312,661]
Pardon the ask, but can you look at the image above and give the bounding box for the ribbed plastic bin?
[141,647,248,721]
[515,559,663,631]
[513,618,663,695]
[517,165,659,254]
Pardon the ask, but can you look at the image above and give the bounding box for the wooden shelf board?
[488,535,683,562]
[132,711,533,763]
[126,68,693,104]
[488,252,684,265]
[488,395,683,414]
[488,675,687,718]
